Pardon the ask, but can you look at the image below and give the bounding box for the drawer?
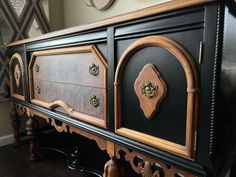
[9,53,26,100]
[29,45,108,128]
[29,45,107,88]
[31,79,107,128]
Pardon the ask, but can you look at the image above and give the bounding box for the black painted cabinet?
[7,1,236,177]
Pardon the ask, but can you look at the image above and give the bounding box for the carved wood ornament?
[134,64,167,119]
[114,35,199,160]
[14,103,197,177]
[115,145,197,177]
[14,64,21,88]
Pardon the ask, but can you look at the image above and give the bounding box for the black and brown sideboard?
[6,0,236,176]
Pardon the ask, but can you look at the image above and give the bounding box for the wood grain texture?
[9,53,26,101]
[31,80,107,125]
[7,0,215,47]
[114,35,199,160]
[28,46,107,88]
[26,117,38,162]
[103,157,123,177]
[28,45,108,128]
[134,64,167,119]
[29,45,107,88]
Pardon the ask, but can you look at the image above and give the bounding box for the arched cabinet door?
[114,36,199,160]
[9,53,26,101]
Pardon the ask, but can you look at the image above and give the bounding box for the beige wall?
[0,101,12,136]
[63,0,170,28]
[49,0,65,31]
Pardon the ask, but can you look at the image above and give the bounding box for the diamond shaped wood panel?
[134,64,167,119]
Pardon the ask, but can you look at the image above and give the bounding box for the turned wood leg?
[10,103,21,146]
[26,117,38,162]
[103,157,123,177]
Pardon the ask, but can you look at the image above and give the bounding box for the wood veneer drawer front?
[9,53,26,100]
[29,45,107,89]
[31,79,107,128]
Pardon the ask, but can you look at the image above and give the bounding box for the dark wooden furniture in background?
[6,0,236,176]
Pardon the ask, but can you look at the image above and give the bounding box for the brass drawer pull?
[89,63,99,76]
[34,64,40,72]
[36,86,41,94]
[90,95,99,107]
[140,81,157,98]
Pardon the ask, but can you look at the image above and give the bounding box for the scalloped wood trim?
[50,119,68,133]
[114,35,199,160]
[15,104,30,117]
[69,126,107,152]
[13,105,197,176]
[115,145,197,177]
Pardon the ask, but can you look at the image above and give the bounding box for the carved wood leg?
[26,116,38,162]
[103,156,123,177]
[10,103,21,146]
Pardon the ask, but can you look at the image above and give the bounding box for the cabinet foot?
[26,117,38,162]
[103,157,123,177]
[10,103,21,147]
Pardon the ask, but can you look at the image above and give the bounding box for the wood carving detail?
[14,105,197,177]
[115,35,199,160]
[14,64,21,88]
[115,145,197,177]
[134,64,167,119]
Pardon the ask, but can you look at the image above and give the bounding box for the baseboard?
[0,134,14,147]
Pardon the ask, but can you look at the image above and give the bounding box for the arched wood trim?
[9,53,26,101]
[31,99,107,128]
[114,35,199,160]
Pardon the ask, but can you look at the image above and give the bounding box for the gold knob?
[89,63,99,76]
[140,81,157,98]
[15,72,19,79]
[90,95,99,107]
[34,64,40,72]
[36,86,41,94]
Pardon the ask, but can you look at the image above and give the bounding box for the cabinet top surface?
[7,0,215,47]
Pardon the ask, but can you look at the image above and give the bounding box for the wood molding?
[31,99,107,128]
[114,35,199,160]
[50,119,68,133]
[115,145,197,177]
[69,126,108,152]
[28,45,108,128]
[9,53,26,101]
[7,0,215,47]
[15,103,30,117]
[117,128,188,158]
[14,104,197,176]
[29,109,50,123]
